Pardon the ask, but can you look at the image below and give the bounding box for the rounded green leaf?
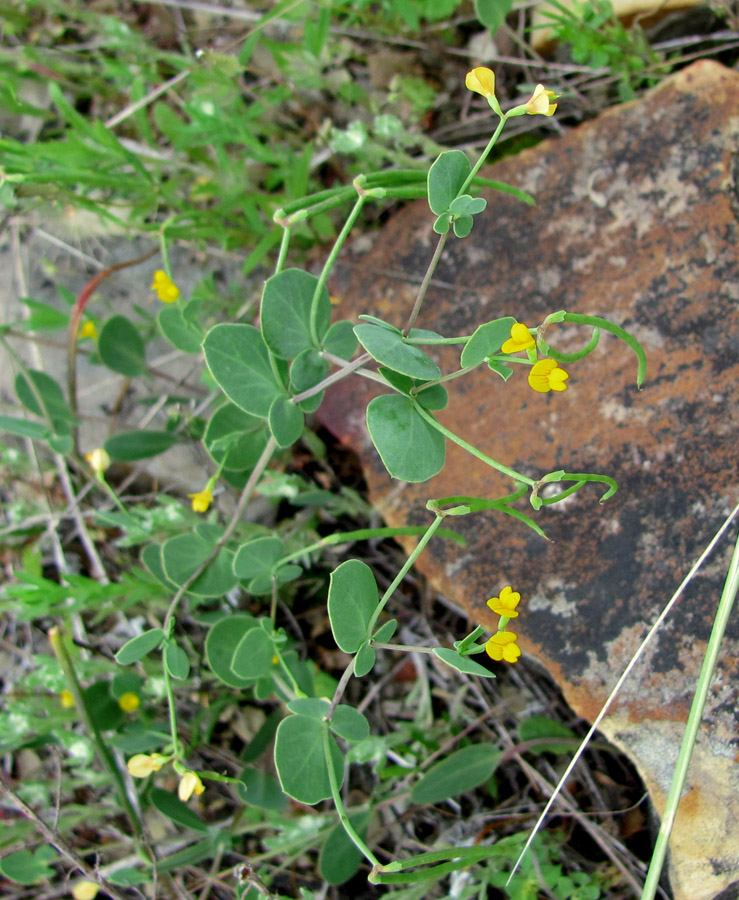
[14,370,75,433]
[432,647,496,678]
[165,641,191,680]
[203,323,287,417]
[320,812,370,885]
[290,348,329,414]
[354,324,440,380]
[151,788,208,832]
[233,536,283,580]
[366,395,445,483]
[116,628,164,665]
[452,214,474,239]
[161,533,237,598]
[104,429,179,461]
[268,395,304,448]
[203,404,269,471]
[287,698,330,719]
[411,744,501,805]
[0,415,49,440]
[98,315,147,375]
[328,559,379,653]
[261,268,331,359]
[274,715,345,805]
[376,368,447,410]
[460,317,517,368]
[237,767,288,810]
[330,705,370,742]
[372,619,398,643]
[427,149,471,215]
[322,319,358,360]
[231,627,274,680]
[158,305,203,353]
[448,194,487,216]
[353,643,376,677]
[0,848,57,885]
[84,681,124,731]
[205,614,259,688]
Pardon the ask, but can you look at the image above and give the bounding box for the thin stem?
[641,527,739,900]
[413,404,535,487]
[458,115,508,196]
[402,232,447,337]
[291,351,373,405]
[162,658,183,761]
[274,226,291,275]
[321,726,380,868]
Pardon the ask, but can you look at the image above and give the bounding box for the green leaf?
[328,559,379,653]
[460,317,517,368]
[104,430,179,461]
[353,643,376,677]
[15,370,75,433]
[231,626,275,680]
[84,681,124,731]
[150,788,208,832]
[372,619,398,643]
[268,395,304,448]
[203,323,287,417]
[474,0,515,33]
[518,715,577,754]
[0,415,49,440]
[432,647,496,678]
[290,348,328,413]
[487,360,513,381]
[98,315,147,376]
[377,367,447,411]
[19,298,69,332]
[354,324,440,380]
[116,628,164,664]
[261,268,331,359]
[205,614,259,688]
[158,305,203,353]
[427,150,471,215]
[330,705,370,743]
[287,698,330,719]
[433,214,451,235]
[411,744,501,805]
[274,715,344,804]
[161,533,237,598]
[366,395,445,482]
[108,867,149,886]
[233,536,283,580]
[203,404,269,471]
[236,767,289,810]
[453,215,474,238]
[448,194,487,217]
[320,812,370,885]
[0,848,57,885]
[322,319,357,359]
[165,640,190,680]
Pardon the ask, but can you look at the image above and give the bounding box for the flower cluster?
[150,270,180,303]
[485,585,522,663]
[466,66,558,118]
[500,321,570,393]
[126,754,207,804]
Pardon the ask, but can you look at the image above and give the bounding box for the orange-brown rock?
[320,61,739,899]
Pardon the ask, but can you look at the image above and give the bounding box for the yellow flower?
[150,270,180,303]
[78,321,98,340]
[501,322,535,354]
[525,84,558,117]
[485,631,522,664]
[72,881,99,900]
[60,689,75,708]
[528,358,569,393]
[85,448,111,474]
[465,66,496,98]
[118,692,140,712]
[188,487,213,513]
[487,585,520,618]
[178,770,205,802]
[127,753,167,778]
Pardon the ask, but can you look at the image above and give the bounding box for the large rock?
[320,61,739,899]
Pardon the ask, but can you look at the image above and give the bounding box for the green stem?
[640,529,739,900]
[310,194,367,345]
[162,657,183,761]
[321,726,380,868]
[49,627,149,854]
[560,313,647,388]
[414,404,535,487]
[458,115,507,196]
[274,226,291,275]
[402,232,447,337]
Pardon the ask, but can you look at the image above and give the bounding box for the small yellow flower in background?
[486,631,522,664]
[501,322,536,354]
[127,753,167,778]
[60,689,75,708]
[188,487,213,513]
[528,358,569,393]
[118,692,140,712]
[329,295,341,306]
[85,448,111,474]
[72,881,99,900]
[487,585,521,618]
[178,770,205,802]
[150,270,180,303]
[78,321,98,340]
[465,66,496,99]
[525,84,558,117]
